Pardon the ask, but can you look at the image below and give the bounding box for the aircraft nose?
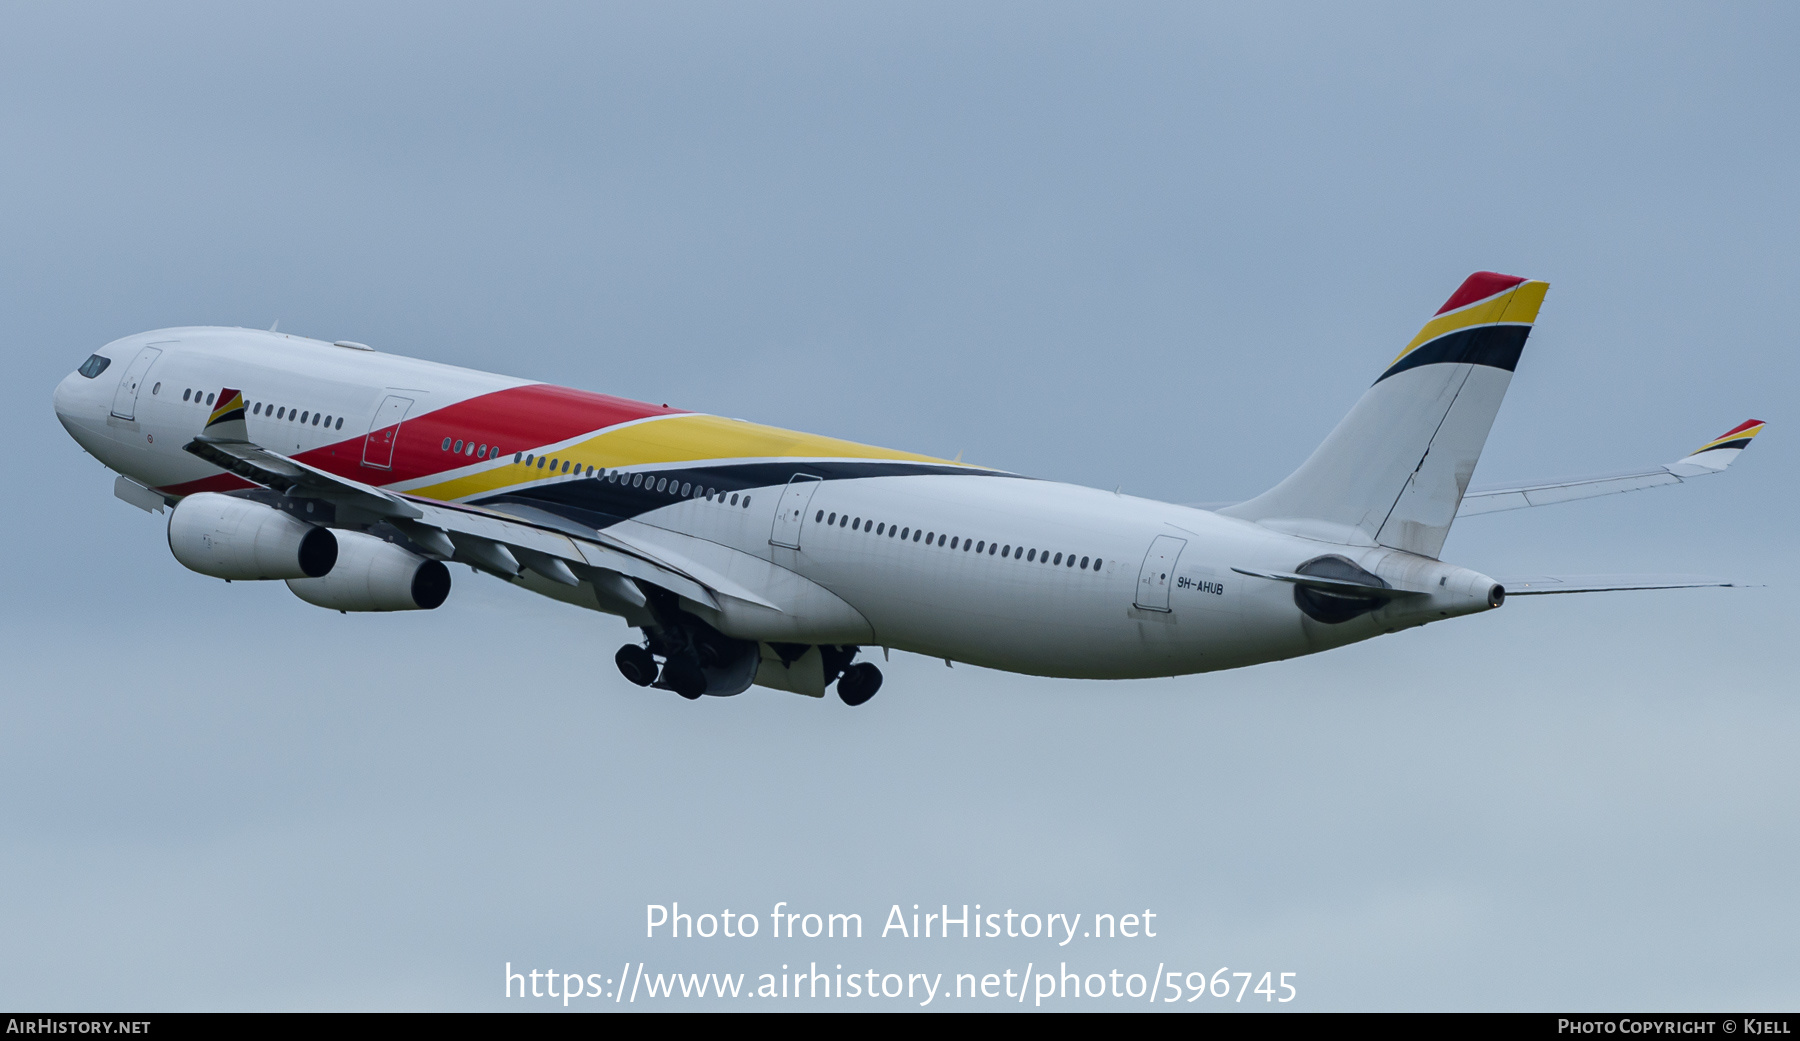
[52,369,79,420]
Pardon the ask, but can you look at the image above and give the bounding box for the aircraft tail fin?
[1221,272,1549,558]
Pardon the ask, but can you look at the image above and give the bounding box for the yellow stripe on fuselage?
[1389,280,1549,366]
[408,412,966,502]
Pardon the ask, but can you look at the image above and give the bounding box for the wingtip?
[1689,419,1766,456]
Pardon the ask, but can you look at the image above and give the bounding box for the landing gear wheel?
[615,644,656,687]
[837,662,883,706]
[660,660,706,700]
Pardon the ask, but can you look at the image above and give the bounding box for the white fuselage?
[54,327,1503,679]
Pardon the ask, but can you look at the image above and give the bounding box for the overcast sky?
[2,1,1795,1011]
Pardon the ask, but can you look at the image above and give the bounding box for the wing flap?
[182,436,727,611]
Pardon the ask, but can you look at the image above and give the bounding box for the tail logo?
[1377,272,1550,384]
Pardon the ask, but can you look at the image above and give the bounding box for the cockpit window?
[77,354,111,378]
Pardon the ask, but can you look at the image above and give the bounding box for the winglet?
[1670,419,1765,475]
[199,388,250,442]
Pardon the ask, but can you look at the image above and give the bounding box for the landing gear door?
[361,394,415,469]
[1134,535,1187,612]
[109,346,163,420]
[768,474,824,549]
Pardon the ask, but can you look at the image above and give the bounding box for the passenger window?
[1081,556,1090,569]
[925,532,934,543]
[206,393,215,405]
[1054,553,1062,565]
[563,461,572,473]
[900,528,909,540]
[852,518,860,531]
[742,496,751,508]
[313,414,322,426]
[335,417,344,430]
[537,457,546,469]
[1028,549,1037,562]
[152,382,160,395]
[77,355,111,378]
[730,493,739,505]
[254,403,262,415]
[442,438,452,450]
[680,482,690,495]
[454,440,463,452]
[840,515,849,528]
[183,389,192,401]
[988,543,997,555]
[300,411,307,423]
[950,537,959,549]
[466,442,475,455]
[825,512,834,524]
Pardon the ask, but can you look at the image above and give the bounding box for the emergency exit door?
[768,474,824,549]
[1134,535,1187,612]
[361,394,414,469]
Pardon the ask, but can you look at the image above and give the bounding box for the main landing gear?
[614,641,883,706]
[836,662,882,706]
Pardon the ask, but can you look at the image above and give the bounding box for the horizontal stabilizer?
[1230,566,1422,598]
[1460,419,1765,517]
[1497,574,1750,595]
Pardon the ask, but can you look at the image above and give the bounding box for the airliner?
[52,272,1763,705]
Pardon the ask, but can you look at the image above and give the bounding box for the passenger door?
[1134,535,1187,612]
[768,474,824,549]
[109,346,163,420]
[361,394,414,469]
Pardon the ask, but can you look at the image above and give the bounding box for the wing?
[181,434,767,617]
[1496,574,1751,595]
[1458,419,1766,517]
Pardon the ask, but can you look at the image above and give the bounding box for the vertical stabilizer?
[1221,273,1549,558]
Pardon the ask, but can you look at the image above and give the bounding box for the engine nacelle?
[168,492,337,581]
[286,530,451,612]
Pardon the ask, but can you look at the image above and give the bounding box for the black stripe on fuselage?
[471,458,1022,530]
[1377,324,1532,384]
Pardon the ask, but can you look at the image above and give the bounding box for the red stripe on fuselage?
[158,383,684,496]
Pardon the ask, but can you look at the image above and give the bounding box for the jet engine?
[167,492,337,581]
[285,529,450,612]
